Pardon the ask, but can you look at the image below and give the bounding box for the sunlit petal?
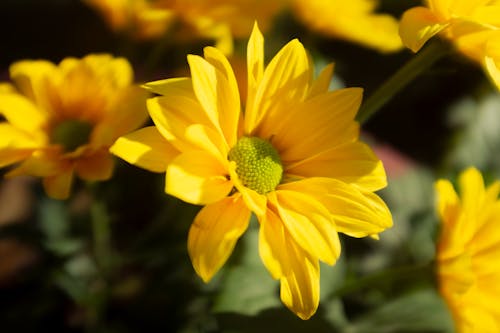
[269,191,340,265]
[110,126,178,173]
[399,6,449,52]
[166,151,232,205]
[188,194,250,282]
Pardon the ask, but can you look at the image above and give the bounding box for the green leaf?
[347,289,454,333]
[213,220,281,316]
[445,93,500,172]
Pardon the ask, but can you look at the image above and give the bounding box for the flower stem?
[356,39,451,124]
[91,199,113,275]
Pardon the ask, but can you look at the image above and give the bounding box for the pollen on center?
[228,136,283,194]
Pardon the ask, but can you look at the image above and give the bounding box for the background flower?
[292,0,403,53]
[0,54,149,199]
[399,0,500,90]
[436,167,500,332]
[83,0,287,54]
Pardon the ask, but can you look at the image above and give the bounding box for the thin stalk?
[357,39,451,124]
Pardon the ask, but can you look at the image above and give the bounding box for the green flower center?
[228,136,283,194]
[51,120,93,152]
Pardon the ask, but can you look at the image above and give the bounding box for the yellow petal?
[471,5,500,26]
[147,93,228,156]
[142,77,192,96]
[399,6,449,52]
[269,190,340,265]
[484,36,500,90]
[166,151,232,205]
[246,38,311,135]
[0,123,40,167]
[308,63,335,98]
[292,0,402,53]
[188,194,250,282]
[197,21,233,56]
[435,178,460,227]
[435,173,476,259]
[0,83,15,93]
[450,28,493,64]
[228,161,267,216]
[203,46,241,146]
[213,25,234,56]
[42,167,74,200]
[187,52,240,147]
[458,167,486,218]
[286,141,386,192]
[280,241,320,320]
[437,253,475,295]
[110,126,178,173]
[184,124,229,164]
[275,87,363,162]
[75,149,114,181]
[5,150,65,178]
[258,208,291,279]
[0,93,48,134]
[93,86,149,146]
[279,177,392,238]
[470,203,500,270]
[431,0,493,18]
[246,22,265,129]
[80,54,133,89]
[0,149,32,169]
[342,13,403,53]
[9,59,56,106]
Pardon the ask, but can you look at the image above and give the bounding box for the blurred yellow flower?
[435,167,500,332]
[84,0,286,54]
[0,54,149,199]
[292,0,403,53]
[400,0,500,90]
[111,23,392,319]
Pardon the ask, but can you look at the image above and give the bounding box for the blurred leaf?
[38,198,83,256]
[215,307,337,333]
[38,198,69,239]
[320,257,346,299]
[213,220,281,316]
[45,238,84,256]
[321,298,349,331]
[445,93,500,172]
[366,167,437,270]
[346,289,454,333]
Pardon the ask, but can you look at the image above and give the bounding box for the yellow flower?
[292,0,403,53]
[400,0,500,90]
[435,167,500,332]
[83,0,172,39]
[0,54,149,199]
[111,23,392,319]
[84,0,286,54]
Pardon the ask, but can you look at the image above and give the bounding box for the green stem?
[87,196,116,332]
[356,39,451,124]
[91,199,113,275]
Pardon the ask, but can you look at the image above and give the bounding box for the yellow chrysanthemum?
[400,0,500,90]
[111,23,392,319]
[0,54,149,199]
[84,0,286,54]
[435,167,500,332]
[292,0,403,53]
